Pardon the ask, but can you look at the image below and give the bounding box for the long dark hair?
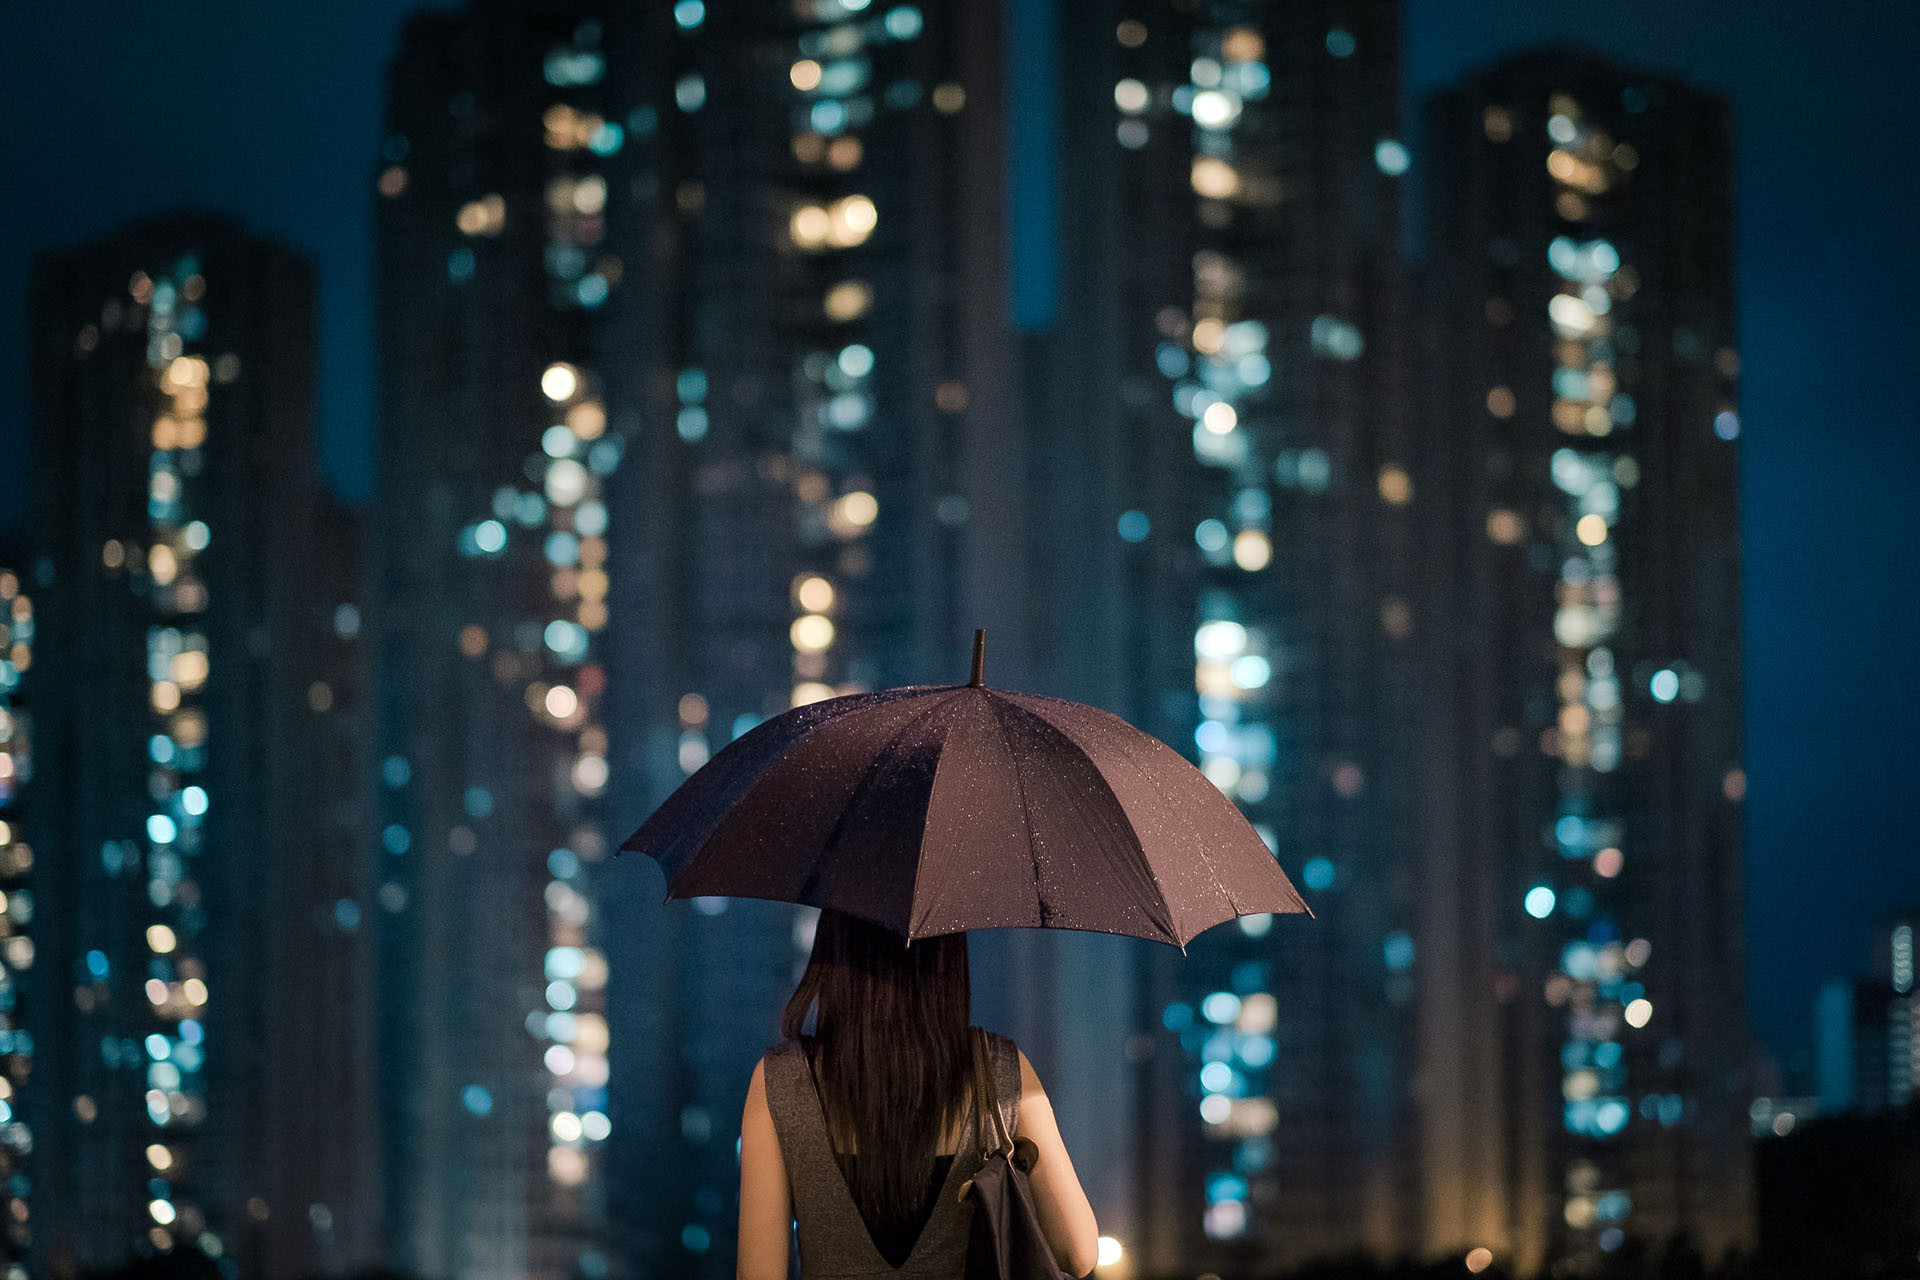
[780,909,972,1234]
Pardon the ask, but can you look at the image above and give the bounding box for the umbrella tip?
[969,629,986,687]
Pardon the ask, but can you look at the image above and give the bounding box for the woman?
[738,909,1101,1279]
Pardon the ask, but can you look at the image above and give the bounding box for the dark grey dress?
[763,1029,1021,1279]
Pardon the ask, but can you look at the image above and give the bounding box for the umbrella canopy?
[620,635,1308,946]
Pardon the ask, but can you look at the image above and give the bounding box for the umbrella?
[619,631,1308,947]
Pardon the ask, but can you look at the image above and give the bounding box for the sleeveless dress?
[762,1029,1022,1280]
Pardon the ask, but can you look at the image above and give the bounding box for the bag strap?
[971,1028,1015,1157]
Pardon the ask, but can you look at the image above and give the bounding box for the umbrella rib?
[986,700,1049,926]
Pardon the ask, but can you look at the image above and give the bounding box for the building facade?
[0,545,34,1278]
[24,217,377,1275]
[1026,0,1418,1270]
[1415,51,1751,1271]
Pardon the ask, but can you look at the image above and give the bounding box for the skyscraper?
[1416,50,1750,1271]
[24,216,376,1274]
[1032,0,1416,1270]
[374,1,1033,1274]
[0,547,34,1279]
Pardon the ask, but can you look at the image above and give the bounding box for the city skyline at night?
[2,2,1917,1278]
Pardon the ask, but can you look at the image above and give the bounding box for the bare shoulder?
[1016,1048,1049,1100]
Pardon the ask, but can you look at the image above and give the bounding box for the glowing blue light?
[1206,1172,1249,1204]
[464,786,493,818]
[588,123,625,155]
[180,786,207,816]
[682,1225,711,1253]
[549,848,580,878]
[732,713,761,739]
[150,735,175,764]
[145,1034,170,1061]
[1237,1035,1275,1067]
[1194,519,1230,553]
[383,755,411,787]
[1229,655,1271,689]
[810,100,847,134]
[546,620,589,659]
[672,0,704,29]
[1201,992,1241,1025]
[1237,353,1271,386]
[677,368,708,402]
[334,899,362,932]
[676,73,707,113]
[1200,1061,1235,1093]
[1325,28,1356,57]
[577,275,609,308]
[1594,1098,1630,1134]
[1649,669,1680,703]
[547,947,587,981]
[1525,885,1557,919]
[547,980,578,1011]
[382,825,412,855]
[885,6,923,39]
[448,248,475,282]
[1373,139,1410,175]
[474,520,507,553]
[677,407,709,442]
[838,344,875,378]
[1301,857,1335,891]
[147,815,177,844]
[87,950,110,980]
[1714,410,1740,440]
[179,1019,202,1045]
[1162,1002,1194,1032]
[462,1085,493,1116]
[1382,931,1415,971]
[1117,510,1150,542]
[1593,1040,1623,1069]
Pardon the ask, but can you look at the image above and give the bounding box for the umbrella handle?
[969,629,986,687]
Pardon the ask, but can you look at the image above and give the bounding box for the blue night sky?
[2,0,1914,1067]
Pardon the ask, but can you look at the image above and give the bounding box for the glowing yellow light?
[829,194,877,246]
[1465,1248,1494,1274]
[546,685,580,719]
[549,1146,590,1186]
[795,576,835,612]
[824,280,873,321]
[1116,19,1146,46]
[1624,998,1652,1028]
[791,614,836,653]
[171,651,208,688]
[147,925,177,954]
[1231,530,1271,572]
[1097,1237,1124,1266]
[572,754,609,795]
[791,682,836,707]
[1190,156,1241,199]
[1191,318,1225,353]
[932,83,966,113]
[542,363,581,402]
[166,356,209,389]
[1575,514,1608,546]
[308,681,334,713]
[1486,509,1525,545]
[146,1144,173,1171]
[1486,385,1516,418]
[828,136,863,170]
[149,1199,176,1225]
[1377,465,1413,505]
[151,682,181,713]
[567,401,606,440]
[790,205,831,248]
[1201,402,1237,434]
[838,491,878,526]
[183,978,208,1006]
[790,59,823,91]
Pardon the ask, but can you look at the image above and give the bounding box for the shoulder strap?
[972,1027,1015,1157]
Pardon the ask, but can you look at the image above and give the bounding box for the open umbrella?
[619,632,1308,946]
